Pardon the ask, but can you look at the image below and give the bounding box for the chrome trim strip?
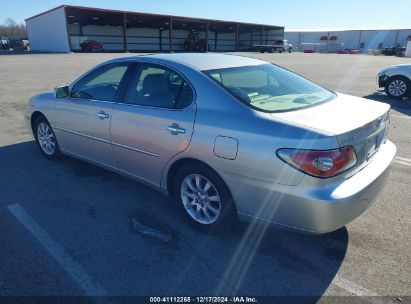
[237,212,316,233]
[111,141,159,158]
[53,126,111,144]
[53,126,159,158]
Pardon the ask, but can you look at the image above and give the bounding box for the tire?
[385,76,410,99]
[173,163,237,233]
[288,48,292,53]
[33,116,61,160]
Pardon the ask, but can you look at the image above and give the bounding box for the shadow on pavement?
[1,141,348,300]
[363,91,410,116]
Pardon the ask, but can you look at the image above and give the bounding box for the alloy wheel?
[388,79,407,97]
[180,174,222,225]
[37,122,56,155]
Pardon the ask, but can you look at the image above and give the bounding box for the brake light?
[277,146,357,178]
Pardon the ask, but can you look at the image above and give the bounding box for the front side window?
[71,63,129,102]
[204,64,335,112]
[124,64,193,109]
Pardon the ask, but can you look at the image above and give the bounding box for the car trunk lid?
[271,93,390,175]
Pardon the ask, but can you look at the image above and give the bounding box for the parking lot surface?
[0,52,410,302]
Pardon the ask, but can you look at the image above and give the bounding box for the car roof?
[114,53,268,71]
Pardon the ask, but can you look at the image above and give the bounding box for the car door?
[53,62,131,167]
[110,62,196,186]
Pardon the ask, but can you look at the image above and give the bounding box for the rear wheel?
[173,163,236,233]
[33,116,61,160]
[385,76,410,99]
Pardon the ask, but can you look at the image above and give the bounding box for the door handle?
[96,112,110,119]
[166,124,186,135]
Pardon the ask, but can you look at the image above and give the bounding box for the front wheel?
[173,163,236,233]
[34,116,61,159]
[385,76,410,99]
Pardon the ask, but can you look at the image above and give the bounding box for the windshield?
[204,64,335,112]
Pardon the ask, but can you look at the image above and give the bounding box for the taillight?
[383,111,390,143]
[277,146,357,178]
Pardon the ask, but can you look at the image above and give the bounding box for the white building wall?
[360,30,396,50]
[329,30,360,50]
[284,32,300,50]
[299,31,328,52]
[26,7,70,52]
[285,29,411,52]
[397,29,411,47]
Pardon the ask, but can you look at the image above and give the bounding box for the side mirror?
[55,86,70,98]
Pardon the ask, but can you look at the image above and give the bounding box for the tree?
[5,18,17,27]
[0,18,27,38]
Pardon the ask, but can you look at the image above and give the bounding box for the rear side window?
[204,64,335,112]
[124,64,193,109]
[71,63,129,102]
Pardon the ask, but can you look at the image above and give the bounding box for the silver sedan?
[26,53,396,233]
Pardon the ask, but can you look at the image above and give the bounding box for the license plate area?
[366,135,378,160]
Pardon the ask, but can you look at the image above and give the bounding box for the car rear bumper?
[220,140,396,234]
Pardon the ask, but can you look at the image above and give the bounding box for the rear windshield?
[204,64,335,112]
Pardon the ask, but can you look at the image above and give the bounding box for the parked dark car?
[0,37,10,50]
[382,46,406,56]
[9,39,29,51]
[80,40,104,52]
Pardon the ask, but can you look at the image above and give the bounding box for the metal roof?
[25,4,283,29]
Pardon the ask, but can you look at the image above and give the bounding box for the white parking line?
[395,160,411,167]
[7,203,107,296]
[396,156,411,163]
[394,156,411,167]
[333,275,377,296]
[332,276,390,304]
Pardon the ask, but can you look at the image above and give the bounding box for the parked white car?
[378,64,411,99]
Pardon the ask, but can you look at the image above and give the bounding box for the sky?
[1,0,411,30]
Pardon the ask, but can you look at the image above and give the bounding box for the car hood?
[270,93,390,136]
[389,63,411,67]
